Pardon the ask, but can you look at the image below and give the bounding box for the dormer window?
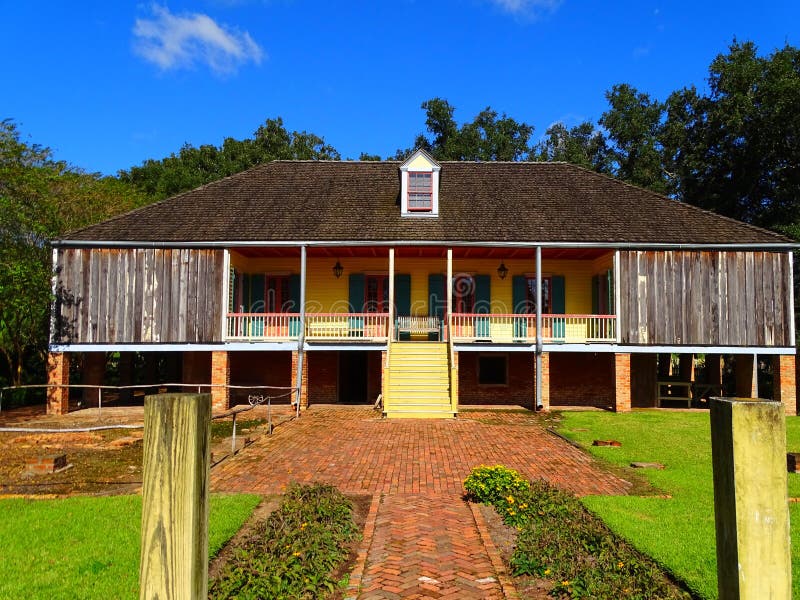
[399,149,441,217]
[408,172,433,211]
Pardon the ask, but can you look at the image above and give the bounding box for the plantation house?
[48,150,797,417]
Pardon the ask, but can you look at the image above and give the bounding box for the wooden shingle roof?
[60,160,791,246]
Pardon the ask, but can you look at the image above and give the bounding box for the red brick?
[614,353,631,413]
[211,351,230,412]
[550,352,614,408]
[47,352,70,415]
[774,354,797,416]
[458,353,534,407]
[291,350,308,409]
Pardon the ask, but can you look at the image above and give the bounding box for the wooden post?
[710,397,791,600]
[140,393,211,600]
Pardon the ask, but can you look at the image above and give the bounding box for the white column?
[446,248,453,339]
[614,249,621,344]
[295,245,307,416]
[535,246,543,410]
[388,248,395,341]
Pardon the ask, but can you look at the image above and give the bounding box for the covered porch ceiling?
[232,245,611,260]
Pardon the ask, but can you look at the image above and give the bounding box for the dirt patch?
[330,494,371,598]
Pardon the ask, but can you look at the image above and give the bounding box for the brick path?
[212,406,630,496]
[212,407,630,599]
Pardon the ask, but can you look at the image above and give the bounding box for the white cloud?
[488,0,563,18]
[133,5,264,76]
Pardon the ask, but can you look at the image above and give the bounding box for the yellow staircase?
[385,342,455,419]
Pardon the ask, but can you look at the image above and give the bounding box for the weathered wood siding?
[619,251,792,347]
[54,248,224,344]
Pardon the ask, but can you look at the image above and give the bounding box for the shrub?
[463,466,690,599]
[209,483,359,599]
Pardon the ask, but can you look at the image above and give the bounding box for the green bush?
[209,483,359,599]
[464,466,690,599]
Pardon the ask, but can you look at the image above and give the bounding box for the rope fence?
[0,382,299,457]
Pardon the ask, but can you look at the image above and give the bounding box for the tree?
[534,121,611,172]
[399,98,536,161]
[600,84,668,193]
[662,41,800,228]
[0,120,150,388]
[120,118,340,199]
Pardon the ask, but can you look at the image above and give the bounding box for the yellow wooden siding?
[229,253,610,315]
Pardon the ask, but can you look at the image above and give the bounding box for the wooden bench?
[396,316,441,339]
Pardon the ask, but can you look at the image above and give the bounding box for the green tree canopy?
[120,118,340,199]
[398,98,536,161]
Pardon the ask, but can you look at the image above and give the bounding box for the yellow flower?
[618,561,624,568]
[562,580,570,586]
[293,551,301,557]
[301,522,308,529]
[544,569,551,576]
[507,496,515,503]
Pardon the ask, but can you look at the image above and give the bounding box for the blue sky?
[2,1,799,175]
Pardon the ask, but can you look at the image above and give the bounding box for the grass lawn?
[0,493,260,600]
[558,410,800,600]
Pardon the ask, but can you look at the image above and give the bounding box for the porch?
[225,312,618,344]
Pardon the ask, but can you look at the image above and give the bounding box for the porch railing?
[227,313,302,340]
[304,313,389,341]
[449,313,617,344]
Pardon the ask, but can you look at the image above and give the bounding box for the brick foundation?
[550,353,614,408]
[211,351,230,412]
[291,351,308,409]
[47,352,70,415]
[614,353,631,413]
[773,355,797,416]
[457,353,535,407]
[539,352,550,410]
[308,351,338,403]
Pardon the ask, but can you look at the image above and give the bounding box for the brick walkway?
[212,406,630,599]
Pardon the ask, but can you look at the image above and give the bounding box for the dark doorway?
[339,351,369,403]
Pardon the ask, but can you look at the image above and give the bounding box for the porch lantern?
[497,262,509,280]
[333,260,344,279]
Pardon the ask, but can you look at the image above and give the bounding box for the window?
[524,276,551,313]
[364,275,389,313]
[408,172,433,211]
[478,355,508,385]
[452,275,475,313]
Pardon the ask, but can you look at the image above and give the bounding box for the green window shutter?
[592,274,599,314]
[349,273,365,313]
[607,269,614,315]
[394,274,411,317]
[289,274,301,313]
[474,274,491,315]
[251,274,265,313]
[241,273,251,312]
[512,275,527,313]
[428,274,445,318]
[228,267,236,312]
[551,275,565,314]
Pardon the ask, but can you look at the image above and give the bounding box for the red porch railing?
[449,313,617,343]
